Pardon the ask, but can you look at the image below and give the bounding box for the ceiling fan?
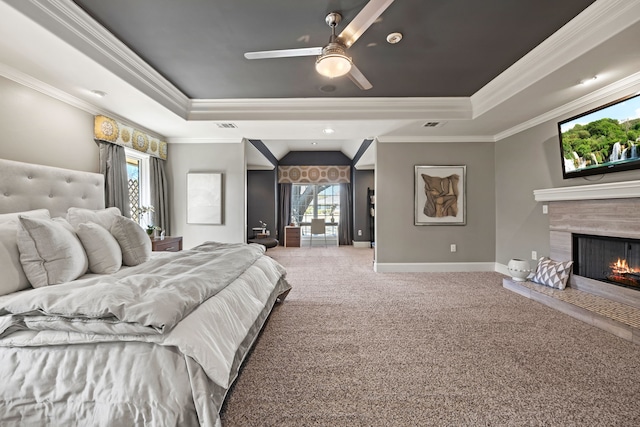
[243,0,395,90]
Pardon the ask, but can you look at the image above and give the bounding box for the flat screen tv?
[558,93,640,179]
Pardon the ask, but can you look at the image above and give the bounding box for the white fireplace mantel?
[534,180,640,202]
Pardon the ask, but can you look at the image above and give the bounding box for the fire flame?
[613,258,628,271]
[608,258,640,288]
[610,258,637,275]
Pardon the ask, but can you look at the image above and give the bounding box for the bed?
[0,158,291,426]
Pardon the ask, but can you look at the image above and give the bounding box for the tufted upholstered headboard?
[0,158,105,218]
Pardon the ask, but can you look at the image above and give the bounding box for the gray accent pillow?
[17,216,89,288]
[110,215,151,266]
[67,207,122,231]
[0,209,50,295]
[531,257,573,290]
[76,222,123,274]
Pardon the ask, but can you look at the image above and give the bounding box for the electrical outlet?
[450,244,457,253]
[532,251,538,260]
[542,204,548,214]
[357,229,362,236]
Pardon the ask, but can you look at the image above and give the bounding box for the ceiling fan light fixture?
[315,53,352,78]
[316,43,352,78]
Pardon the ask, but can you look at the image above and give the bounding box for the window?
[291,184,340,237]
[125,148,150,226]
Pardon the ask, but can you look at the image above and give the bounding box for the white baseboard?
[495,263,510,276]
[374,262,498,273]
[352,241,372,248]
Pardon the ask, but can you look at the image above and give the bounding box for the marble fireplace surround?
[534,180,640,309]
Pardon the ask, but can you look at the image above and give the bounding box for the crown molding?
[9,1,474,123]
[495,71,640,141]
[5,0,637,146]
[13,0,190,117]
[0,61,101,115]
[167,137,243,144]
[534,180,640,202]
[188,97,472,121]
[0,61,166,139]
[377,135,495,143]
[472,0,640,119]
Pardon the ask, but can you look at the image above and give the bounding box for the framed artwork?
[187,172,223,224]
[414,165,466,225]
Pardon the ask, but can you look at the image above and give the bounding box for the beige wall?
[376,141,496,265]
[494,84,640,267]
[0,76,98,172]
[167,142,246,249]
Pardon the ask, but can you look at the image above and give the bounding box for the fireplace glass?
[573,234,640,290]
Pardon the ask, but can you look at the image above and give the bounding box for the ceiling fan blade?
[337,0,395,48]
[244,47,323,60]
[347,63,373,90]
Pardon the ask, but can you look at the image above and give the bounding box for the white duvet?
[0,242,291,426]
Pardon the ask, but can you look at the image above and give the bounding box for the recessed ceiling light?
[319,84,336,93]
[579,75,598,85]
[90,90,107,97]
[386,32,403,44]
[311,142,318,145]
[323,128,335,134]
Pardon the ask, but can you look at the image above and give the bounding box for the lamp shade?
[315,54,352,78]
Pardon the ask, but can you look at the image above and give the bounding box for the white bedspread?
[0,242,290,426]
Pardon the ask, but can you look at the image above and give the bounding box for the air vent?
[216,123,237,129]
[422,121,446,128]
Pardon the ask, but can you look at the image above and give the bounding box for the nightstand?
[284,226,300,247]
[151,236,183,252]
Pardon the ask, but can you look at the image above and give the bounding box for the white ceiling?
[1,0,640,171]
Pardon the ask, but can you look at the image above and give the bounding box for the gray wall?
[167,142,246,249]
[0,76,98,172]
[247,170,277,239]
[376,142,496,264]
[495,84,640,267]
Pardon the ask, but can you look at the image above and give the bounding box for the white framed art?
[187,172,223,225]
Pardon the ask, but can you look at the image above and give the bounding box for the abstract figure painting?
[415,165,466,225]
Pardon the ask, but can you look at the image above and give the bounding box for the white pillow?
[0,209,51,295]
[110,215,151,266]
[67,207,122,231]
[17,216,89,288]
[76,222,122,274]
[531,257,574,290]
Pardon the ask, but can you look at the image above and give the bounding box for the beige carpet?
[220,246,640,426]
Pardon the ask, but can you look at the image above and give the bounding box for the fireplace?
[573,234,640,291]
[533,181,640,309]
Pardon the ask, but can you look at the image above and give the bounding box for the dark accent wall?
[279,151,351,165]
[247,150,371,245]
[353,169,374,242]
[247,170,277,240]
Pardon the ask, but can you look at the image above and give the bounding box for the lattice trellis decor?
[128,178,140,223]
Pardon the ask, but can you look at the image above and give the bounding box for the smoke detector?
[386,32,403,44]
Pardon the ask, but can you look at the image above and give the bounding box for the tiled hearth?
[503,278,640,344]
[503,180,640,344]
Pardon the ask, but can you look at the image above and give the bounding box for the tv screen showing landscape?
[558,93,640,179]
